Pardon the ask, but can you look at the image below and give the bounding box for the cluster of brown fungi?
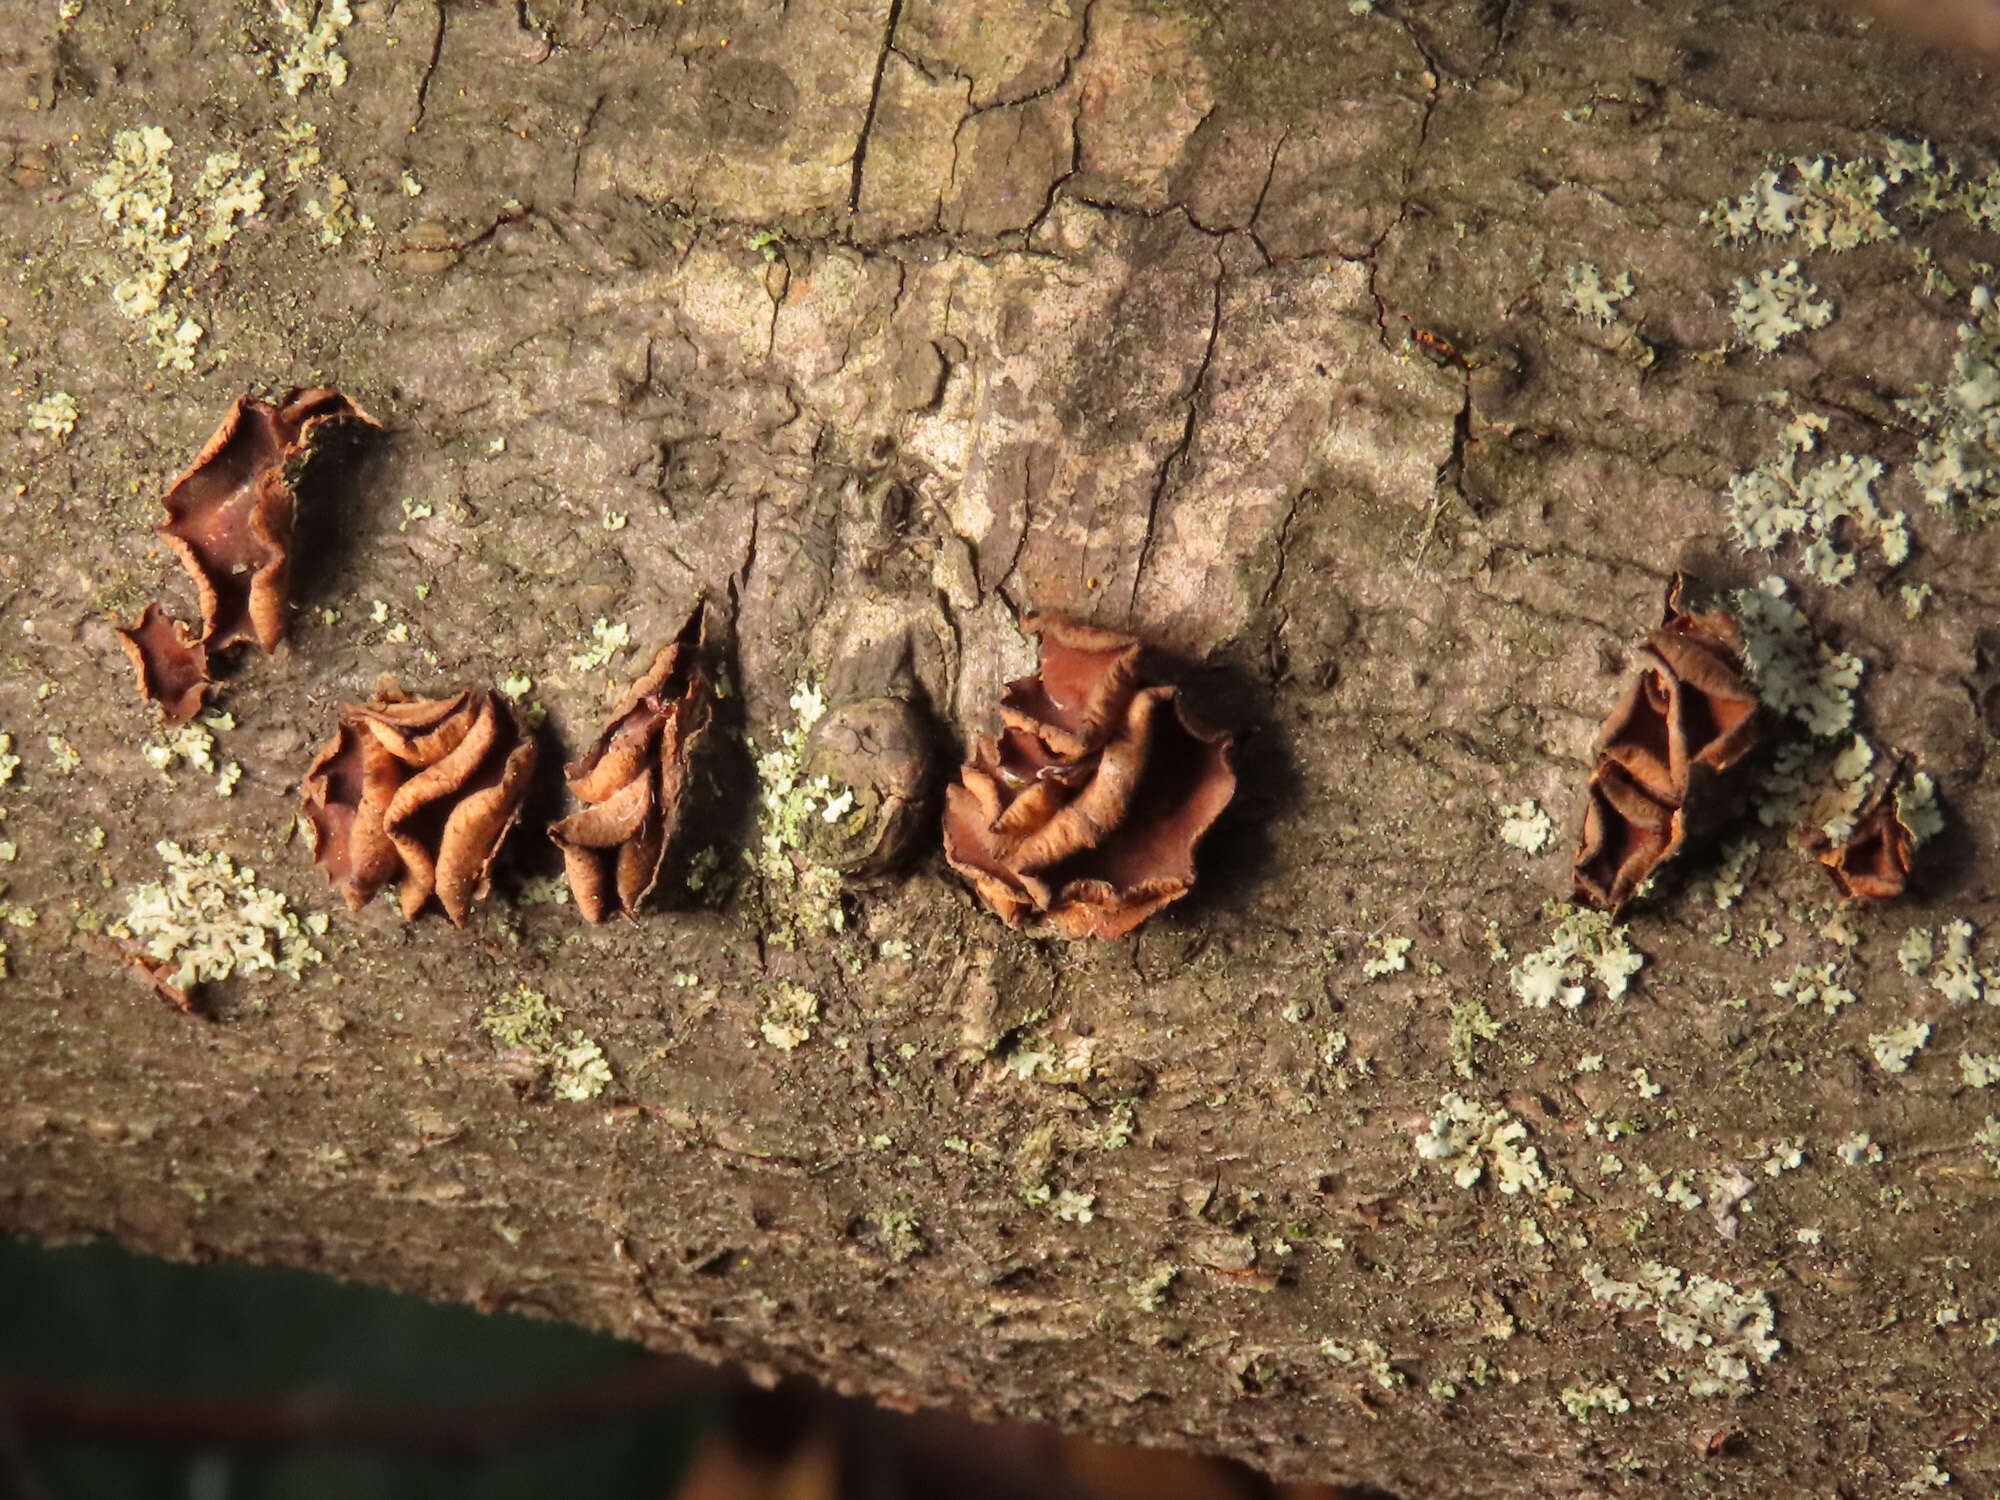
[301,686,537,927]
[121,392,1931,984]
[1574,575,1923,909]
[115,396,1242,943]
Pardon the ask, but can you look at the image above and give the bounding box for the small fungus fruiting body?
[302,683,535,926]
[122,387,377,720]
[115,603,211,726]
[548,603,713,922]
[1574,577,1762,909]
[1800,770,1919,901]
[942,613,1236,940]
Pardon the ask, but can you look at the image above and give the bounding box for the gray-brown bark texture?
[4,1,2000,1495]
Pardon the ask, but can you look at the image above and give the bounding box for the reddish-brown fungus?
[160,387,377,653]
[1573,576,1762,910]
[303,683,535,926]
[549,604,713,922]
[943,613,1236,940]
[115,603,211,725]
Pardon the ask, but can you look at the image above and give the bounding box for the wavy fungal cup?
[943,614,1236,940]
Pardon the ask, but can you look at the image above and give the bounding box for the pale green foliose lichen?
[86,126,214,370]
[191,151,266,246]
[1051,1188,1097,1224]
[1414,1093,1547,1194]
[26,391,78,442]
[551,1033,612,1100]
[1837,1131,1884,1165]
[275,0,355,95]
[1902,919,1995,1005]
[1447,996,1501,1079]
[1498,798,1553,854]
[1895,772,1945,844]
[740,679,849,945]
[1959,1051,2000,1089]
[1709,838,1758,910]
[871,1209,926,1262]
[1581,1261,1781,1391]
[1128,1262,1177,1310]
[1731,261,1834,353]
[1771,960,1854,1015]
[1708,153,1895,250]
[567,617,631,672]
[1902,286,2000,526]
[115,839,326,993]
[1361,933,1411,978]
[144,721,216,777]
[1510,905,1643,1010]
[1727,410,1905,583]
[1559,1382,1631,1422]
[1733,577,1862,738]
[480,985,614,1100]
[1562,263,1633,327]
[1320,1338,1403,1390]
[759,981,819,1050]
[1976,1117,2000,1175]
[1869,1019,1932,1074]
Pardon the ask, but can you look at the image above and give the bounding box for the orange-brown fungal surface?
[943,614,1236,940]
[115,603,211,724]
[161,387,376,653]
[1574,577,1762,909]
[549,605,713,922]
[1801,781,1918,902]
[303,684,535,926]
[127,952,199,1016]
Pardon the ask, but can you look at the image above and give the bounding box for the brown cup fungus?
[119,388,377,722]
[302,684,536,926]
[1800,776,1918,902]
[116,604,212,726]
[1574,576,1762,910]
[943,614,1237,940]
[549,605,714,922]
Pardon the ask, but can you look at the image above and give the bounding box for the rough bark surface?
[3,2,1999,1496]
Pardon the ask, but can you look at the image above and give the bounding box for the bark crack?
[570,93,604,201]
[409,0,447,136]
[848,0,908,214]
[1129,246,1225,612]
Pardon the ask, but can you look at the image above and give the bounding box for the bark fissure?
[848,0,909,214]
[1129,247,1225,613]
[409,0,447,135]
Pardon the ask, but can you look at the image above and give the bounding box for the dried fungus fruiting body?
[943,614,1237,940]
[115,603,211,726]
[302,684,536,926]
[549,607,713,922]
[121,388,376,721]
[162,387,376,651]
[1574,577,1762,909]
[1799,773,1920,902]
